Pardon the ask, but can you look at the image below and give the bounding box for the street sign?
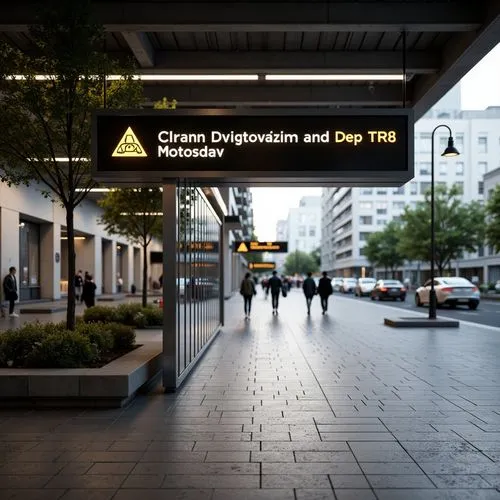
[249,262,276,271]
[178,241,219,253]
[93,109,413,187]
[234,241,288,253]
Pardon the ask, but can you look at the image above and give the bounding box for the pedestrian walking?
[2,266,19,317]
[74,270,84,303]
[266,270,283,315]
[302,272,317,315]
[240,272,256,319]
[82,274,97,308]
[317,271,333,314]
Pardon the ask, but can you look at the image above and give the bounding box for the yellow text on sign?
[334,131,363,146]
[367,131,397,143]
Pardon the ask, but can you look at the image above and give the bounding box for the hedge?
[83,303,163,328]
[0,321,136,369]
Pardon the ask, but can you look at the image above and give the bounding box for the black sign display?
[92,109,413,187]
[234,241,288,253]
[249,262,276,271]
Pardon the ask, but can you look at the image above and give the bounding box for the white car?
[340,278,357,294]
[331,278,344,292]
[355,278,376,297]
[415,277,480,310]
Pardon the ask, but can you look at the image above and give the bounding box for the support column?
[163,183,177,392]
[92,236,103,296]
[223,232,232,300]
[123,245,134,293]
[0,208,19,283]
[103,240,117,294]
[40,223,61,300]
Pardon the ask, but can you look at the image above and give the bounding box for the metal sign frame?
[92,108,414,187]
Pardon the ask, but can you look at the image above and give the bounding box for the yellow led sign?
[249,262,276,270]
[112,127,147,157]
[234,241,288,253]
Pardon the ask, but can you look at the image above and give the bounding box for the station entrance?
[93,108,414,390]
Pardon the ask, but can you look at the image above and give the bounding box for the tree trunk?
[66,207,76,330]
[142,242,148,307]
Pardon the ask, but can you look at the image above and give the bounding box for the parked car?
[371,279,406,301]
[340,277,358,294]
[415,277,480,310]
[331,278,344,292]
[355,278,376,297]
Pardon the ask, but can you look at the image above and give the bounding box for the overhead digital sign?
[249,262,276,271]
[234,241,288,253]
[92,109,413,187]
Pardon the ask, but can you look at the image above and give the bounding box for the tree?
[283,250,319,276]
[364,221,405,278]
[98,189,162,307]
[398,185,485,276]
[0,0,143,329]
[311,247,321,268]
[485,184,500,253]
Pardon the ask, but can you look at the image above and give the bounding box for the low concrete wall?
[0,342,162,408]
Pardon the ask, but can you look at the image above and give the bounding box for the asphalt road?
[335,292,500,328]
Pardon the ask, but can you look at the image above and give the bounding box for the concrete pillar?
[134,247,141,291]
[77,236,102,296]
[122,244,134,293]
[103,240,116,294]
[0,208,19,283]
[223,231,232,299]
[39,223,61,300]
[483,265,489,284]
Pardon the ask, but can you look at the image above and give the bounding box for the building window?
[376,208,387,215]
[309,227,316,237]
[377,219,387,226]
[19,220,41,301]
[420,133,431,152]
[455,162,464,176]
[393,201,405,209]
[393,186,404,195]
[298,225,306,237]
[420,182,431,194]
[360,202,373,209]
[419,162,432,175]
[454,182,464,194]
[360,216,373,225]
[410,182,418,195]
[376,189,387,195]
[359,247,365,256]
[439,162,447,176]
[478,181,484,195]
[478,136,488,153]
[361,188,373,195]
[455,134,464,148]
[359,232,371,241]
[375,201,388,209]
[479,162,488,175]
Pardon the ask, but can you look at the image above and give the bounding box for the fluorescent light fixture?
[12,74,258,81]
[120,212,163,216]
[265,74,404,81]
[28,157,90,162]
[75,187,113,192]
[61,236,86,240]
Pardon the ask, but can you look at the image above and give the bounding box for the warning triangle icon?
[237,242,248,252]
[112,127,147,157]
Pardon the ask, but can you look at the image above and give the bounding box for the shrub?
[142,307,163,326]
[26,332,97,368]
[0,324,47,367]
[114,303,143,325]
[75,322,114,355]
[83,306,116,324]
[102,323,136,351]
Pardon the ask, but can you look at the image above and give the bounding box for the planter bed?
[0,342,162,408]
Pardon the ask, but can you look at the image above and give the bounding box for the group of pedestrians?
[74,270,96,308]
[240,270,334,318]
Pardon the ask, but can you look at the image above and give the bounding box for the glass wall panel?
[19,220,40,300]
[176,182,222,378]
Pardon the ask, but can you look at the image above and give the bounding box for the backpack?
[240,278,254,296]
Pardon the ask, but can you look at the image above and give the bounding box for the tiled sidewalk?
[1,289,500,499]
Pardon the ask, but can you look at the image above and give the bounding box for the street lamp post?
[428,124,460,319]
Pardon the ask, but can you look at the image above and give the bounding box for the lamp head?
[442,136,460,157]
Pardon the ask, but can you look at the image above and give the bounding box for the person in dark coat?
[74,270,84,303]
[317,271,333,315]
[2,267,18,317]
[82,274,97,308]
[302,272,317,315]
[240,272,256,319]
[266,271,283,315]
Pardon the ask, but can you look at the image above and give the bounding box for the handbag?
[281,286,288,298]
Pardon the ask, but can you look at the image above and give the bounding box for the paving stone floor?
[1,289,500,499]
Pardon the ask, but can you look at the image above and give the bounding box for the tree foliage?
[398,185,485,275]
[283,250,319,276]
[364,221,405,277]
[485,184,500,253]
[98,189,162,307]
[0,0,143,329]
[311,247,321,268]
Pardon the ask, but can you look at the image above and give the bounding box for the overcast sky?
[252,43,500,241]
